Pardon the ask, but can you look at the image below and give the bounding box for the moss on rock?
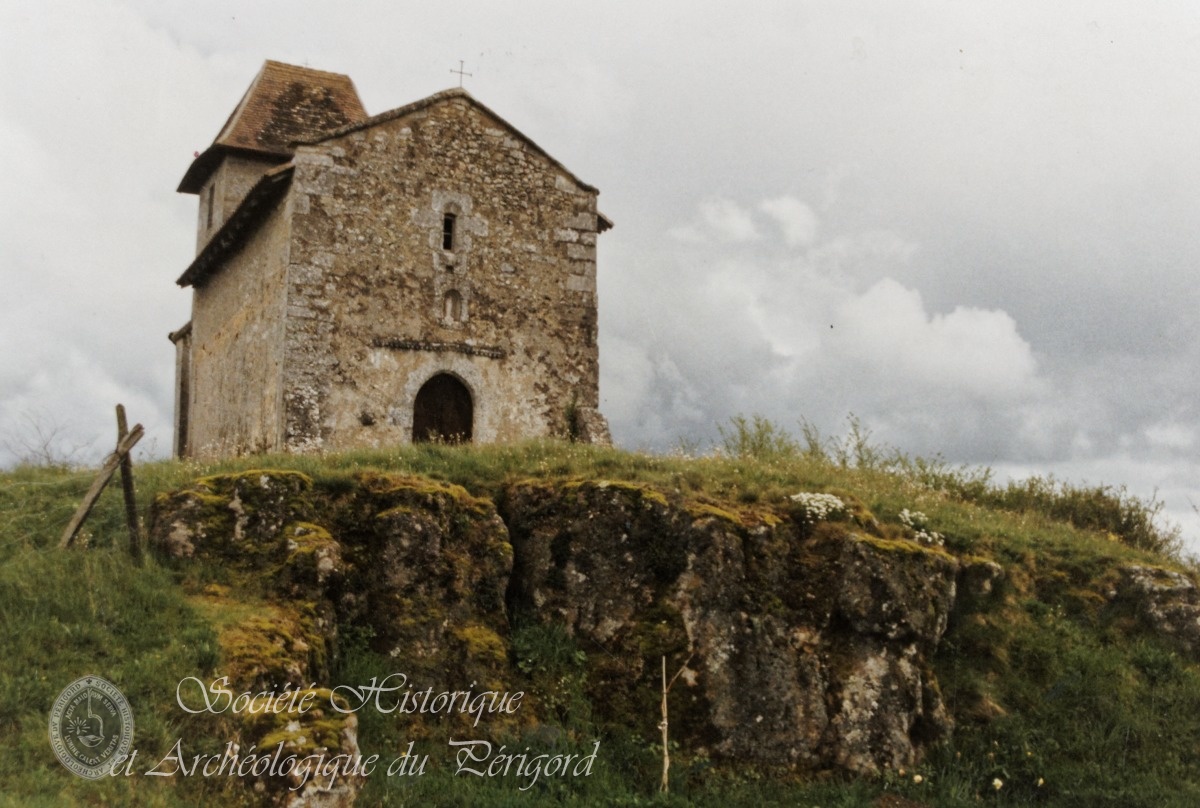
[502,478,961,773]
[148,465,982,790]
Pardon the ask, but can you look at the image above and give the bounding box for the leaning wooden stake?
[115,405,143,565]
[59,422,144,550]
[659,653,694,795]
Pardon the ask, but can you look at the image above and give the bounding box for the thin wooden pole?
[660,656,670,793]
[116,405,143,565]
[59,424,144,549]
[658,653,694,795]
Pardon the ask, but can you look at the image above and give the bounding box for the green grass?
[1,423,1197,805]
[0,545,246,806]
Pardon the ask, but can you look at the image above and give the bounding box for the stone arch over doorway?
[412,372,473,443]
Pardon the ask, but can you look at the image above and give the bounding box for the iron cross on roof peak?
[450,60,472,88]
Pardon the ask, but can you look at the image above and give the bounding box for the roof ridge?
[293,87,472,144]
[262,59,358,81]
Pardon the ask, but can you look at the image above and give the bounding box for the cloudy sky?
[3,1,1200,549]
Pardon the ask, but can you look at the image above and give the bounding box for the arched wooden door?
[412,373,473,443]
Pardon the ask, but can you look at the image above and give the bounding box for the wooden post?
[116,405,143,565]
[59,423,144,549]
[658,652,695,795]
[660,656,670,794]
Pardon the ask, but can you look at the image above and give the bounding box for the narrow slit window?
[205,186,215,229]
[442,213,457,250]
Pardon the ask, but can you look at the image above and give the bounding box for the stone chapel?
[169,61,610,458]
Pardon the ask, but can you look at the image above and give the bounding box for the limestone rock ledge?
[503,481,958,774]
[152,470,362,808]
[151,470,977,803]
[1115,565,1200,659]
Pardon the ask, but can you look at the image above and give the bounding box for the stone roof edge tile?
[176,163,295,288]
[294,87,600,195]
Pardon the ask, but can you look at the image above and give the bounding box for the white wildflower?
[899,508,944,546]
[789,492,845,522]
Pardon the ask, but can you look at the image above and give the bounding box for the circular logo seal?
[49,676,134,779]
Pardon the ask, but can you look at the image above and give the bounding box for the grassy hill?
[1,422,1198,807]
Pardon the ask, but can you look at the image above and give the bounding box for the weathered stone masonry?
[172,61,611,458]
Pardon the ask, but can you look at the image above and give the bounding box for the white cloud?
[607,192,1053,464]
[670,197,760,244]
[1144,422,1196,451]
[760,196,819,247]
[833,278,1040,399]
[0,348,171,467]
[599,334,656,432]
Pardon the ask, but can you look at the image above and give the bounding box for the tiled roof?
[214,60,366,152]
[179,61,365,193]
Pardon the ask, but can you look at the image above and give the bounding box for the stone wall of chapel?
[186,197,292,457]
[280,98,603,449]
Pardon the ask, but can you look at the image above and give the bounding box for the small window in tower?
[442,213,457,250]
[205,186,215,229]
[443,289,464,322]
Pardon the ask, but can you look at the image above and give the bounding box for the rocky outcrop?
[1115,565,1200,659]
[151,470,983,802]
[151,470,361,808]
[327,472,517,740]
[503,481,957,774]
[153,469,526,805]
